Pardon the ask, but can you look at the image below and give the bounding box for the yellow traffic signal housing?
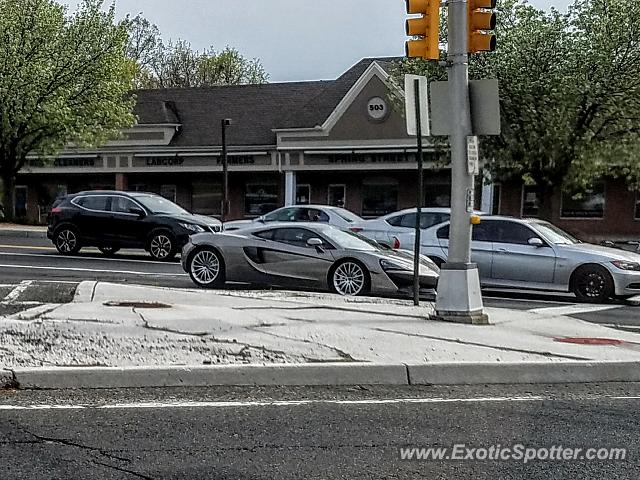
[405,0,440,61]
[468,0,497,54]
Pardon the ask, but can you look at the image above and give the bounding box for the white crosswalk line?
[529,304,622,316]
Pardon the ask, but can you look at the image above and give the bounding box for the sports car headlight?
[180,223,205,233]
[380,259,409,271]
[612,260,640,271]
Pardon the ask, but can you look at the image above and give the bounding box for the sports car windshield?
[533,221,579,245]
[134,195,189,215]
[322,229,378,251]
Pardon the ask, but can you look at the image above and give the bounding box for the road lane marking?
[0,251,172,265]
[0,264,186,277]
[3,280,33,302]
[2,395,640,411]
[0,396,546,410]
[529,304,622,316]
[0,244,54,251]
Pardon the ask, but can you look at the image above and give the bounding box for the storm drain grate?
[554,337,626,346]
[103,301,171,309]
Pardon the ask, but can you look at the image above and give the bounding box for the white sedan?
[224,205,363,231]
[351,207,457,248]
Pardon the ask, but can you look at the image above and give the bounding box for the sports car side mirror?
[307,237,325,252]
[528,237,544,247]
[307,238,323,247]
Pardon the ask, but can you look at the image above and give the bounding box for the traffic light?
[405,0,440,61]
[467,0,496,54]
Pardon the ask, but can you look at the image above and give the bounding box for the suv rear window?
[74,196,110,211]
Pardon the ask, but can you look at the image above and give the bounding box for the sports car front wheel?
[330,260,370,296]
[188,247,226,289]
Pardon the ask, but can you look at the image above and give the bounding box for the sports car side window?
[273,228,318,248]
[254,229,276,240]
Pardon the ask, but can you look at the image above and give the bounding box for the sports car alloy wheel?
[333,261,366,296]
[190,250,221,285]
[56,229,78,254]
[150,234,173,260]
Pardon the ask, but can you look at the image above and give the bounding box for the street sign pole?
[434,0,489,324]
[413,78,424,307]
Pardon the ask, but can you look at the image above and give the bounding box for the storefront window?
[362,184,398,217]
[14,186,27,218]
[522,186,540,217]
[192,183,221,216]
[296,184,310,205]
[635,193,640,220]
[424,185,451,208]
[245,184,279,216]
[327,185,346,208]
[492,185,501,214]
[160,185,177,203]
[561,184,605,218]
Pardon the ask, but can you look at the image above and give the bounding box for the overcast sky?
[66,0,571,82]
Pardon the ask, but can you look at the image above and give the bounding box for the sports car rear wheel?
[330,260,370,296]
[189,248,225,289]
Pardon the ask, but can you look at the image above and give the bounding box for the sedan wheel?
[55,228,80,255]
[149,233,175,261]
[572,266,614,303]
[331,260,369,296]
[189,248,225,288]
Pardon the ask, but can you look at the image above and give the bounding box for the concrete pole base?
[435,311,490,325]
[435,263,490,325]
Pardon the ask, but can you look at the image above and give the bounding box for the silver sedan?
[395,216,640,302]
[182,223,439,296]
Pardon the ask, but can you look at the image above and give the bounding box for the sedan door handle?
[497,247,508,254]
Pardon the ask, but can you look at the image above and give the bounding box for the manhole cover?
[554,337,625,346]
[103,301,171,309]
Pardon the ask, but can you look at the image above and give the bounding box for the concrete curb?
[0,228,47,239]
[3,361,640,390]
[407,361,640,385]
[7,363,408,390]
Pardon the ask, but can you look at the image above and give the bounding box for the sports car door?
[253,227,334,287]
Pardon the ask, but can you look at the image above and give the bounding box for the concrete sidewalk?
[0,223,47,238]
[2,281,640,369]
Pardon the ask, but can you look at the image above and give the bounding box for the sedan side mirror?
[528,237,544,247]
[129,207,146,218]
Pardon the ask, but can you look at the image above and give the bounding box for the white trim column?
[284,171,297,206]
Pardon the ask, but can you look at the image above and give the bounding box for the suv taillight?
[349,227,363,233]
[392,237,401,249]
[51,207,62,214]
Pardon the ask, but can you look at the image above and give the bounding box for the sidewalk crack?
[373,327,590,360]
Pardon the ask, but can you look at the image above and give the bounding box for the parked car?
[182,223,439,296]
[395,216,640,302]
[223,205,363,231]
[351,207,483,248]
[48,191,222,260]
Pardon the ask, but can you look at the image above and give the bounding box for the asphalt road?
[0,232,639,328]
[1,383,639,479]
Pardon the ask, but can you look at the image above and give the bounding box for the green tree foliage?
[0,0,135,220]
[390,0,640,218]
[125,18,269,88]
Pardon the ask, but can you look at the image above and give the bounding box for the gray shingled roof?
[133,57,401,147]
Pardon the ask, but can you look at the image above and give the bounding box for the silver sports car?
[181,223,439,296]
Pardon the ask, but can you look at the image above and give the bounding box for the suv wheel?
[149,232,176,261]
[54,227,81,255]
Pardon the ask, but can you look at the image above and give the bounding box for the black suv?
[48,191,222,260]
